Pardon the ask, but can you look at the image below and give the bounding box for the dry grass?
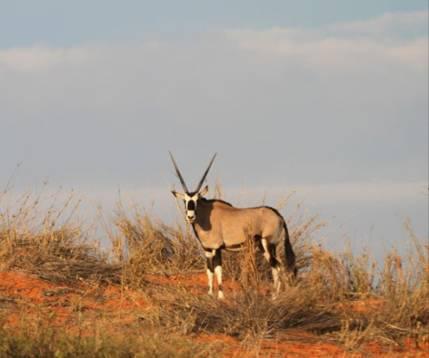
[0,311,220,358]
[0,227,120,284]
[0,189,427,355]
[110,206,205,288]
[0,191,120,284]
[144,284,341,341]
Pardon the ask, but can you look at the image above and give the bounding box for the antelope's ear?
[171,190,186,200]
[199,185,209,197]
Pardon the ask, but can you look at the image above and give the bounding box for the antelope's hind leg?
[269,244,282,296]
[261,239,282,297]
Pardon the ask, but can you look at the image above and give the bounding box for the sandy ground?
[0,271,428,357]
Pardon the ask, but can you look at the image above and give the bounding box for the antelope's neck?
[194,199,211,231]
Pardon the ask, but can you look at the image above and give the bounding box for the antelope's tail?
[283,222,297,277]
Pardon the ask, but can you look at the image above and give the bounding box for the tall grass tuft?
[0,191,120,284]
[111,206,205,287]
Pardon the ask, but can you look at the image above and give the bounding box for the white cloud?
[0,10,426,186]
[330,10,428,36]
[0,11,426,75]
[387,38,428,68]
[225,10,428,70]
[0,46,90,72]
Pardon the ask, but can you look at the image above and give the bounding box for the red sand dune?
[0,271,428,357]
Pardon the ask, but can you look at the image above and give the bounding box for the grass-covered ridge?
[0,190,427,356]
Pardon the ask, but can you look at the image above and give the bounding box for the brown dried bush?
[0,191,120,284]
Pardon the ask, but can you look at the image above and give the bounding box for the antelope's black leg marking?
[255,235,263,252]
[269,244,280,268]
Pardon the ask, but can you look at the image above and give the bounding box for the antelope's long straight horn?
[196,153,217,192]
[169,151,189,192]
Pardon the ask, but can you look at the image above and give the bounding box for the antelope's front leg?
[205,249,216,296]
[205,249,224,299]
[213,249,224,299]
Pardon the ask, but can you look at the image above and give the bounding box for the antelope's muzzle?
[186,211,196,223]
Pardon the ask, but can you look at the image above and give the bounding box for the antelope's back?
[212,204,284,247]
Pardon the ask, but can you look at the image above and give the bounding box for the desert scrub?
[0,316,221,358]
[0,191,120,284]
[331,223,429,349]
[111,207,205,288]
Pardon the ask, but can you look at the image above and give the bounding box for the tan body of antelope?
[169,153,296,299]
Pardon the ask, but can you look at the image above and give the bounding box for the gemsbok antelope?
[169,152,297,299]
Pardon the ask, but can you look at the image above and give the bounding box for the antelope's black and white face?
[171,186,208,224]
[169,151,216,224]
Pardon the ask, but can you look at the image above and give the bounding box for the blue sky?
[0,2,427,259]
[1,1,427,47]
